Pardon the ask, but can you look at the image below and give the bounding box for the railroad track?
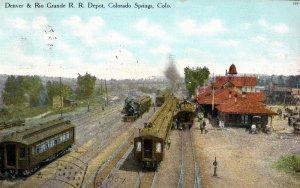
[86,109,158,188]
[137,171,157,188]
[36,105,132,188]
[16,106,155,188]
[178,129,202,188]
[67,104,123,126]
[92,133,134,188]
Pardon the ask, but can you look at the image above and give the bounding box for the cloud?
[175,58,214,76]
[149,45,172,54]
[217,39,240,47]
[32,16,48,29]
[178,18,226,36]
[61,16,105,46]
[186,48,206,55]
[252,35,266,43]
[101,30,143,46]
[55,41,77,54]
[134,18,174,42]
[259,19,289,34]
[93,48,138,65]
[7,18,29,30]
[252,35,288,60]
[240,23,251,30]
[236,57,298,75]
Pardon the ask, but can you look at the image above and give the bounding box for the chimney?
[228,91,232,99]
[242,92,246,98]
[234,94,238,103]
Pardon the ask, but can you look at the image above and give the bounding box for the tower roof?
[228,64,237,75]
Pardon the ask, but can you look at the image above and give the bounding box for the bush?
[274,154,300,175]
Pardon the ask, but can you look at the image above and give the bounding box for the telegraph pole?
[60,77,63,118]
[105,79,108,106]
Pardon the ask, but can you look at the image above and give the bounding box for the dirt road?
[193,118,300,188]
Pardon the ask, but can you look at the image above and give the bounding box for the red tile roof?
[197,88,240,105]
[196,87,273,114]
[212,76,257,88]
[245,92,265,102]
[216,97,277,115]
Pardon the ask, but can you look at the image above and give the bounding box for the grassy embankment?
[274,154,300,176]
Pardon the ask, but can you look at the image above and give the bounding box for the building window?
[241,115,249,124]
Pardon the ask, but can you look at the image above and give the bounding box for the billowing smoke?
[164,55,180,92]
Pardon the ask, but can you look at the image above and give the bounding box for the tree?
[2,75,43,107]
[76,73,97,99]
[21,75,43,106]
[184,66,210,96]
[2,76,26,106]
[46,81,72,104]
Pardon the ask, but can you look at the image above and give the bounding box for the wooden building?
[196,64,277,127]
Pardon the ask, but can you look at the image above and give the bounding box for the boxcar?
[134,96,177,169]
[0,118,75,177]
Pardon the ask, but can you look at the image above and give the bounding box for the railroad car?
[174,100,196,130]
[134,96,177,169]
[0,118,75,177]
[122,95,151,122]
[155,91,171,107]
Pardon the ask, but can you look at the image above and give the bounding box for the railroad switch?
[213,156,218,177]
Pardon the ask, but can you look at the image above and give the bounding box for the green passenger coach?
[0,118,75,177]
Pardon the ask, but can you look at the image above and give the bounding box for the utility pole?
[60,77,63,118]
[212,87,215,112]
[105,79,108,106]
[100,79,103,94]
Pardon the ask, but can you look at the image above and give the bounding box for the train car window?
[19,147,26,159]
[137,142,141,152]
[156,143,162,153]
[41,144,45,153]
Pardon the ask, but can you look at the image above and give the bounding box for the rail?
[98,145,133,188]
[177,129,203,188]
[138,171,157,188]
[177,130,184,188]
[89,132,134,188]
[189,129,202,188]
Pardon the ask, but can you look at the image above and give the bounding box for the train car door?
[5,143,16,168]
[143,139,153,159]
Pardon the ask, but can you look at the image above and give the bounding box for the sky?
[0,0,299,79]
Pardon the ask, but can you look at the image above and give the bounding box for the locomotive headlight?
[137,142,141,152]
[156,142,162,153]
